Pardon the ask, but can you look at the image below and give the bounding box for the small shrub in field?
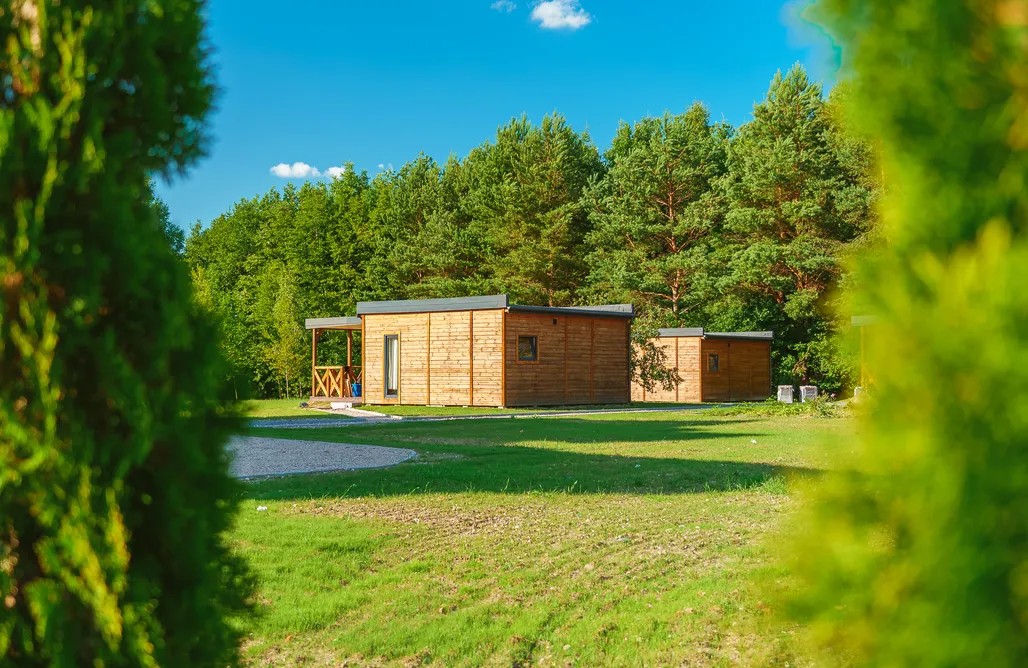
[704,397,838,418]
[783,1,1028,665]
[1,1,251,665]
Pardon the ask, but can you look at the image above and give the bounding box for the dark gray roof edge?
[561,303,634,314]
[508,304,635,319]
[657,327,705,337]
[305,316,362,330]
[704,330,774,341]
[357,294,509,315]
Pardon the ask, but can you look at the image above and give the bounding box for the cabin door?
[384,334,399,399]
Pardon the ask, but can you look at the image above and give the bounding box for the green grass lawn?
[232,411,853,665]
[243,398,699,419]
[242,399,342,419]
[362,401,693,418]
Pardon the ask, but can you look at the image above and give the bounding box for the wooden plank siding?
[633,336,769,403]
[503,313,630,407]
[719,339,771,402]
[362,310,504,406]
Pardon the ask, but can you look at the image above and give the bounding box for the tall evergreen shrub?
[1,1,250,664]
[786,0,1028,664]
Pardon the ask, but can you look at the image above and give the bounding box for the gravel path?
[227,435,416,479]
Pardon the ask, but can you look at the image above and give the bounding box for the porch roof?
[305,316,362,330]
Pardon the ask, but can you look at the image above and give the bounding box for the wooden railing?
[313,366,362,398]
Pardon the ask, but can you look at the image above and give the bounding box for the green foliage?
[0,1,250,665]
[703,396,839,418]
[148,180,186,256]
[784,1,1028,665]
[715,66,879,390]
[585,103,730,322]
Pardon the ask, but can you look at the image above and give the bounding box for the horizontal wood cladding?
[678,337,702,402]
[428,310,471,406]
[362,310,504,407]
[471,309,503,407]
[631,337,703,403]
[504,313,630,407]
[700,338,771,402]
[700,339,732,402]
[723,339,771,402]
[634,336,766,403]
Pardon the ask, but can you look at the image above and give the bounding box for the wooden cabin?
[631,328,773,403]
[306,295,634,407]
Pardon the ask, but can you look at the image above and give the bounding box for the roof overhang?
[851,315,878,327]
[654,328,774,341]
[704,331,774,341]
[305,316,363,330]
[357,295,509,315]
[508,303,634,319]
[657,327,704,337]
[355,294,634,319]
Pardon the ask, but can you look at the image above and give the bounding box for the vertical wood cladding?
[633,336,769,403]
[504,313,630,407]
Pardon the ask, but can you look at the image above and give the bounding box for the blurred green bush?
[783,0,1028,665]
[0,1,251,665]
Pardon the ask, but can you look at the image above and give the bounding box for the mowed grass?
[242,399,341,419]
[243,398,697,419]
[232,411,854,665]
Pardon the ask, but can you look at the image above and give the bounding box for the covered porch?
[306,317,363,400]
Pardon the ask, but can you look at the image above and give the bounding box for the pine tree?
[465,113,603,306]
[1,1,251,664]
[585,103,730,323]
[719,64,877,390]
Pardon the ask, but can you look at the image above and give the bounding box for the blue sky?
[158,0,834,230]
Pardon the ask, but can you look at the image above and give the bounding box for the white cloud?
[491,0,516,12]
[270,162,348,179]
[531,0,591,29]
[270,162,320,178]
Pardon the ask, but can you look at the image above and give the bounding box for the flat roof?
[356,294,634,319]
[509,303,634,319]
[655,328,773,341]
[704,330,774,341]
[305,316,362,330]
[657,327,705,337]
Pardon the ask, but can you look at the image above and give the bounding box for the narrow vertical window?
[707,353,719,373]
[384,335,399,398]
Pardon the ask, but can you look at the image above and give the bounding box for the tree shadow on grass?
[242,417,822,501]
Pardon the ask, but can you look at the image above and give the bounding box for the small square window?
[517,335,538,362]
[707,353,720,372]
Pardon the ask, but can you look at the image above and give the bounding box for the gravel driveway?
[227,436,416,479]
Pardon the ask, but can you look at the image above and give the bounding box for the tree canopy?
[185,67,881,399]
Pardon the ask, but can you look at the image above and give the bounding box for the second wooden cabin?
[353,295,634,407]
[631,328,773,403]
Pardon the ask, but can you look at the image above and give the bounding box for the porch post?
[347,330,353,367]
[311,328,318,397]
